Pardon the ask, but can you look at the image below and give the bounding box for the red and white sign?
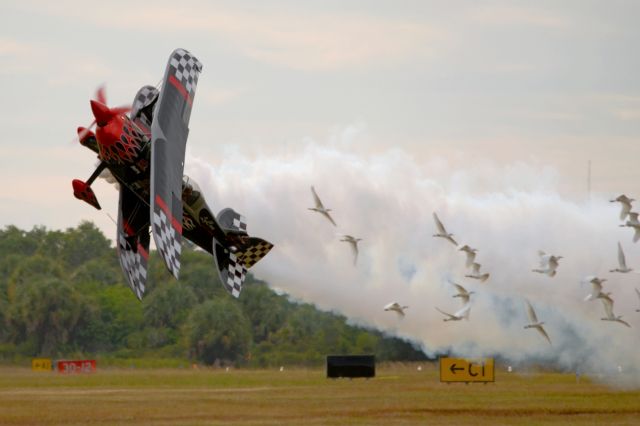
[57,359,96,373]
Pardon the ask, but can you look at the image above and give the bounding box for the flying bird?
[465,262,490,282]
[532,251,562,277]
[622,222,640,243]
[583,276,607,301]
[384,302,409,317]
[436,304,471,321]
[308,186,337,226]
[458,245,478,268]
[610,242,633,273]
[433,212,457,246]
[340,234,362,265]
[599,294,631,328]
[450,281,475,305]
[621,211,640,227]
[635,288,640,312]
[610,194,635,221]
[524,299,552,345]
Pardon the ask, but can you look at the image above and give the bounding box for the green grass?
[0,363,638,425]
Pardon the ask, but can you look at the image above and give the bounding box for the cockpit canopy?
[182,175,202,205]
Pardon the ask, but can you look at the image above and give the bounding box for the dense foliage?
[0,223,427,366]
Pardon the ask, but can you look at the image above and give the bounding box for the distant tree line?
[0,222,427,366]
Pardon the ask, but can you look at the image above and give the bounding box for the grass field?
[1,363,639,425]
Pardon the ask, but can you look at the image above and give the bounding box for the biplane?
[72,48,273,300]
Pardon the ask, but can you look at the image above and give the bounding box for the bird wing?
[310,186,324,209]
[621,200,632,221]
[453,283,467,296]
[635,288,640,302]
[471,262,481,274]
[464,250,476,267]
[617,242,627,269]
[435,307,455,319]
[600,295,615,319]
[615,318,631,328]
[454,303,471,319]
[384,302,399,311]
[446,235,458,246]
[348,240,359,264]
[433,212,447,234]
[548,256,559,270]
[322,211,337,226]
[536,325,552,345]
[525,300,538,323]
[591,280,602,295]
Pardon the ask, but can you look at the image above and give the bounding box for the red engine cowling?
[72,179,101,210]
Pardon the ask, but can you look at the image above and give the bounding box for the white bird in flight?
[524,299,552,345]
[621,211,640,227]
[340,234,362,265]
[384,302,409,317]
[458,245,478,268]
[465,262,490,282]
[583,276,607,301]
[610,194,635,221]
[449,281,475,305]
[308,186,337,226]
[599,294,631,328]
[619,212,640,243]
[435,303,471,322]
[610,242,633,273]
[532,251,562,277]
[433,212,457,246]
[635,288,640,312]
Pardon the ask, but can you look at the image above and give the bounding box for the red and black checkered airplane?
[72,49,273,300]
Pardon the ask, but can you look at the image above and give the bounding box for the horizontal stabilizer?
[213,237,274,298]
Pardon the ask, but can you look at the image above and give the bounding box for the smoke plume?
[184,127,640,386]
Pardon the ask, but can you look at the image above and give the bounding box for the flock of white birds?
[309,187,640,346]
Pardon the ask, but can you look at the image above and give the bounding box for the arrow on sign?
[449,364,465,374]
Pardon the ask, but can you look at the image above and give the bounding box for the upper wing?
[433,212,446,234]
[617,242,627,269]
[116,185,150,300]
[151,48,203,278]
[600,295,615,318]
[525,300,538,323]
[310,186,324,209]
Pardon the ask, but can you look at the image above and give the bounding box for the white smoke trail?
[184,128,640,386]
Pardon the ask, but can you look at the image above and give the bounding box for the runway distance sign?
[440,357,495,383]
[57,359,96,374]
[31,358,52,372]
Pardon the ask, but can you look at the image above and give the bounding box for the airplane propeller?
[74,85,132,144]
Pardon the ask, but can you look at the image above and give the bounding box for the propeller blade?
[95,85,107,104]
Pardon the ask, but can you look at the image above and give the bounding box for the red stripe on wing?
[168,74,193,106]
[155,194,183,234]
[137,243,149,260]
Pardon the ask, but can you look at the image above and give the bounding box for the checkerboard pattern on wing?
[226,252,247,298]
[152,206,182,279]
[169,49,202,97]
[117,233,147,300]
[132,85,159,117]
[241,241,274,268]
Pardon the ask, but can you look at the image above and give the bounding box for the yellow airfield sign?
[440,357,494,383]
[31,358,52,372]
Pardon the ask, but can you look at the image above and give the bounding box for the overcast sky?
[3,1,640,374]
[1,0,639,232]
